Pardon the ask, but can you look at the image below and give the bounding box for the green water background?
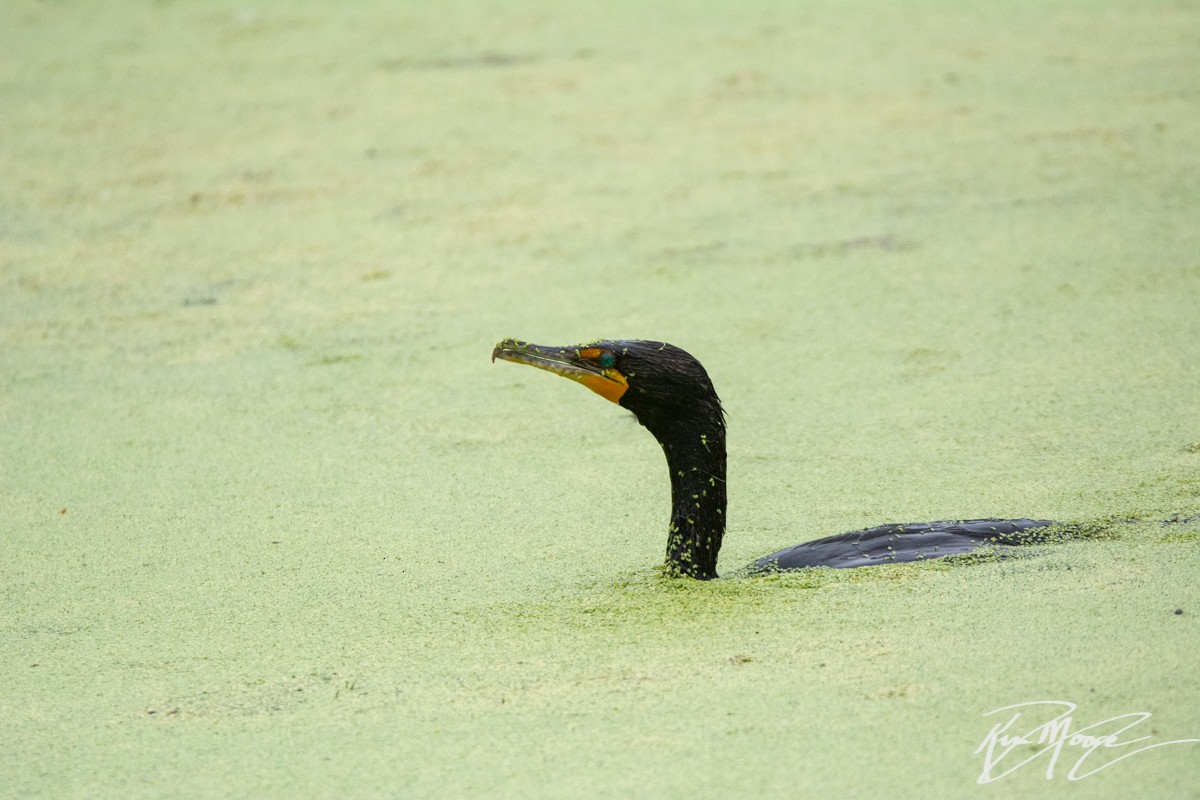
[2,2,1198,797]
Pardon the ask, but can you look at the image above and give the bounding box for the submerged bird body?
[751,518,1052,571]
[492,338,1053,579]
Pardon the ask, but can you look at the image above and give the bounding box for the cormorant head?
[491,338,725,439]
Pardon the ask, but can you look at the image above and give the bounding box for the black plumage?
[493,338,1053,579]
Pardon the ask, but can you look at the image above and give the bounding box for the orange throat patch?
[577,370,628,404]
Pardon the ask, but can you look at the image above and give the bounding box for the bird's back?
[748,518,1057,571]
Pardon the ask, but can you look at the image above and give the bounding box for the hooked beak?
[492,338,628,404]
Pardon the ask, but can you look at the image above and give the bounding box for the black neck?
[651,416,727,579]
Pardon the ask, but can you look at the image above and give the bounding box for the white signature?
[974,700,1199,783]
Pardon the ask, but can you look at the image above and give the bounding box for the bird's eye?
[598,352,616,369]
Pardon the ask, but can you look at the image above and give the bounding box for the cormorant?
[492,338,1054,579]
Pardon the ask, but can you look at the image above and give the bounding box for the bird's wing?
[748,518,1056,571]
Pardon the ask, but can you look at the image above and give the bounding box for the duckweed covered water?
[2,1,1198,797]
